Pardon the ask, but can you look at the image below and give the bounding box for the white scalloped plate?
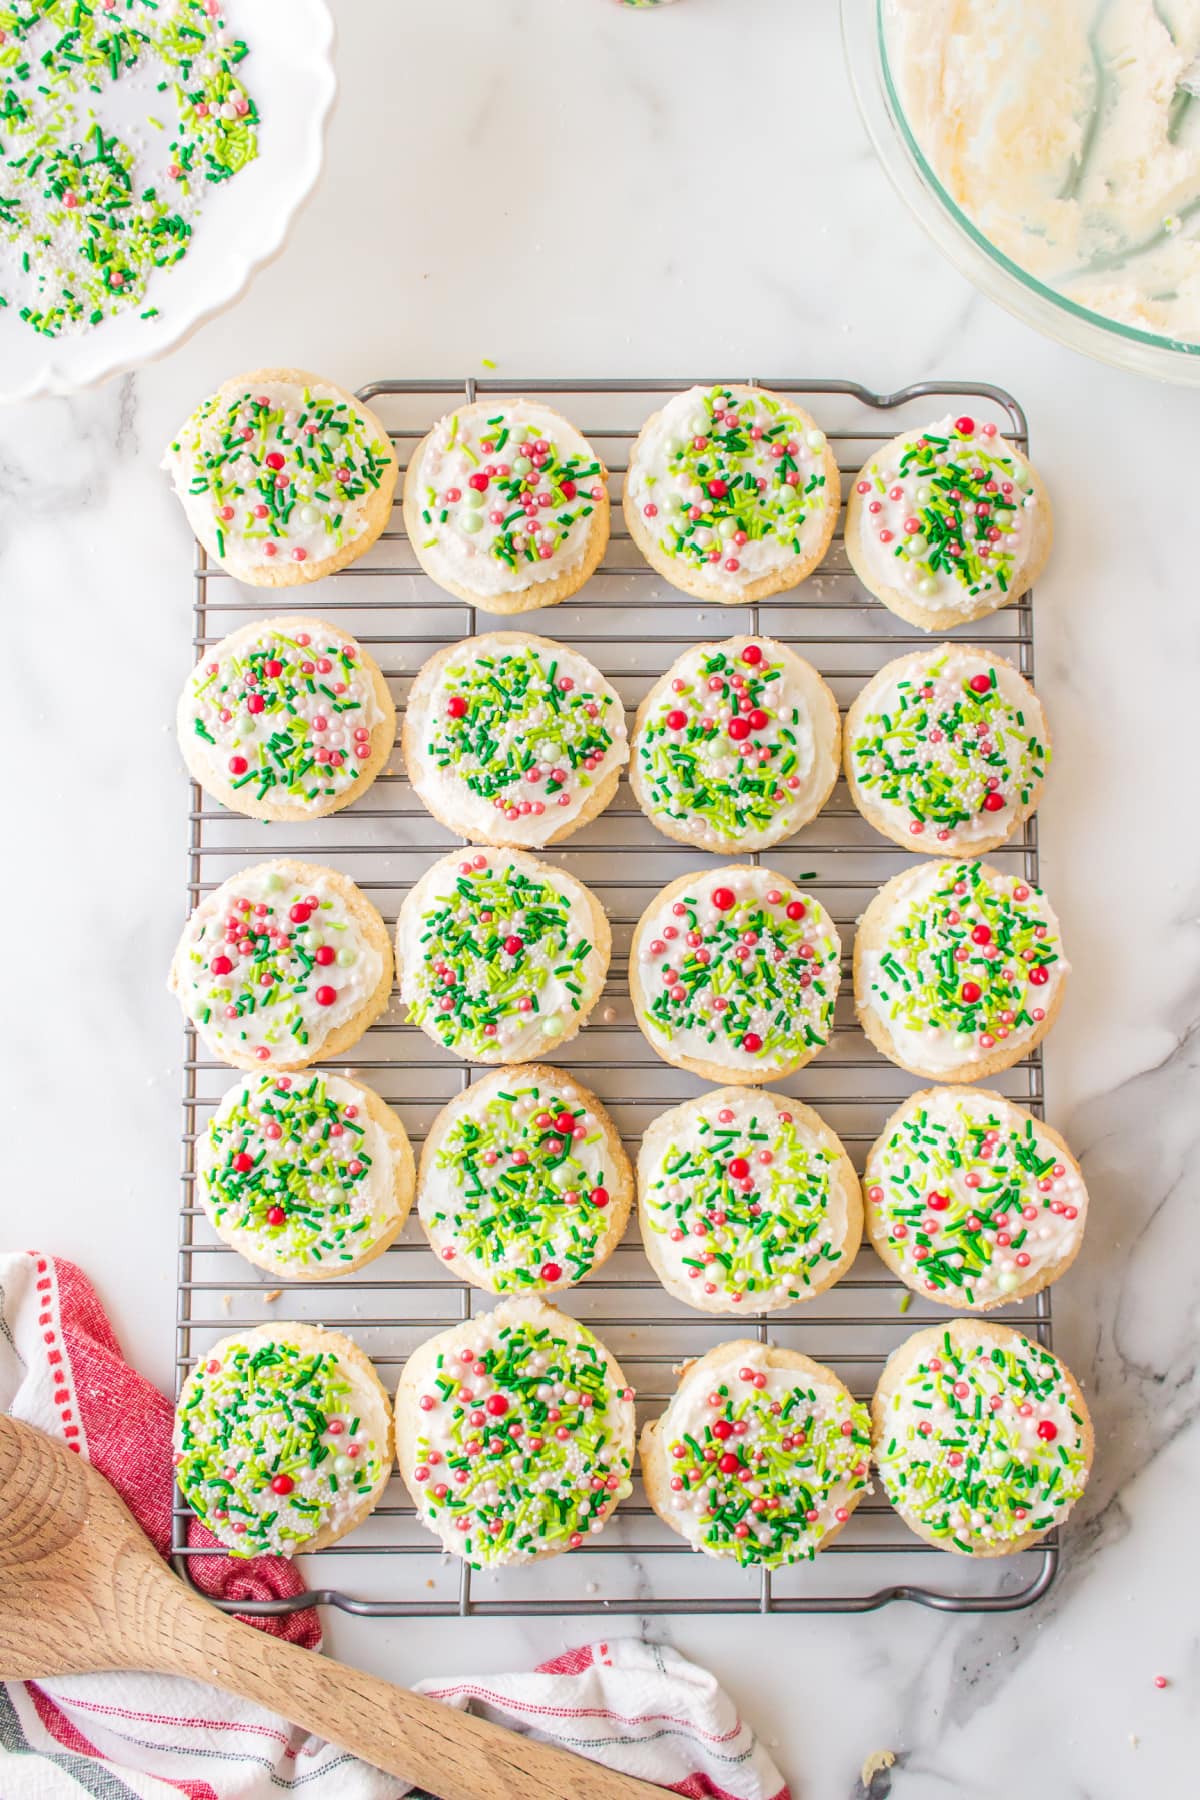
[0,0,336,403]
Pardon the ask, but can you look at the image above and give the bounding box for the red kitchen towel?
[0,1249,321,1641]
[0,1252,790,1800]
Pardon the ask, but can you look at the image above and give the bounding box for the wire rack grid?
[173,374,1059,1618]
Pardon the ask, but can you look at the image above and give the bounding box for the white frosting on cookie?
[640,1088,852,1309]
[405,1302,634,1566]
[632,636,835,852]
[851,416,1040,614]
[174,1329,389,1557]
[875,1323,1090,1551]
[406,635,627,846]
[164,378,394,579]
[174,864,385,1066]
[636,867,841,1075]
[654,1344,870,1564]
[857,860,1068,1076]
[866,1088,1086,1308]
[847,646,1048,851]
[184,621,386,814]
[420,1069,620,1291]
[397,849,607,1063]
[198,1072,399,1274]
[626,384,834,596]
[408,400,605,598]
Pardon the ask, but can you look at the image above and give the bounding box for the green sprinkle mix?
[861,859,1064,1061]
[849,647,1047,846]
[0,0,259,337]
[874,1325,1089,1550]
[175,1333,386,1557]
[627,384,832,581]
[422,1072,621,1292]
[662,1353,871,1567]
[410,1306,634,1567]
[199,1072,394,1274]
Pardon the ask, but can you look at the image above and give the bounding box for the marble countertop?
[2,2,1197,1794]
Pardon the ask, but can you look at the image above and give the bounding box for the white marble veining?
[1,2,1197,1795]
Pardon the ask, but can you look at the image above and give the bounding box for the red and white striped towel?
[0,1251,790,1800]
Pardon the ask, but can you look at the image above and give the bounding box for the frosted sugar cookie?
[630,635,840,854]
[403,399,609,612]
[638,1088,861,1312]
[845,414,1052,630]
[863,1087,1087,1311]
[623,384,839,602]
[395,847,610,1064]
[853,860,1067,1082]
[395,1296,636,1566]
[197,1071,415,1281]
[845,645,1049,854]
[640,1341,871,1567]
[169,860,393,1072]
[179,617,395,821]
[163,369,397,585]
[631,866,841,1082]
[402,632,627,848]
[418,1065,633,1294]
[872,1320,1092,1555]
[174,1323,392,1557]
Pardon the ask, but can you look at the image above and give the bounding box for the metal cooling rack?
[174,376,1058,1617]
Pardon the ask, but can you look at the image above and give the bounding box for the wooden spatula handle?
[152,1584,663,1800]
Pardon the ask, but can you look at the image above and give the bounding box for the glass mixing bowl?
[841,0,1200,385]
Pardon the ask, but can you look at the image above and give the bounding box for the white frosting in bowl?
[885,0,1200,345]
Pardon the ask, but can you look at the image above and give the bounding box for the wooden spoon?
[0,1414,663,1800]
